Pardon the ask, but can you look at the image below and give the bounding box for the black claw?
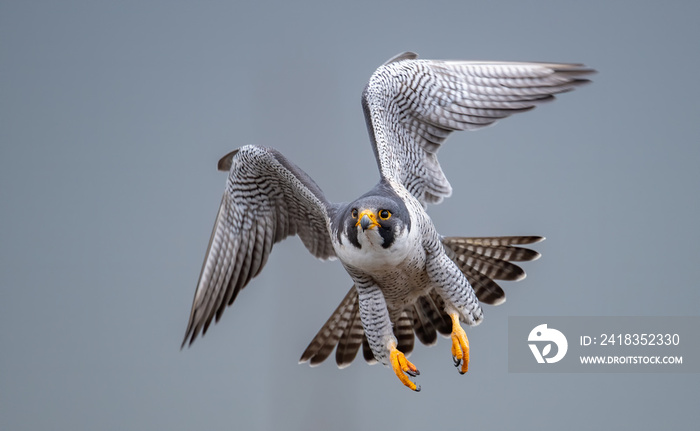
[414,385,421,392]
[458,369,466,375]
[453,356,461,367]
[406,369,419,378]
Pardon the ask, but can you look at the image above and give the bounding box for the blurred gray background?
[2,1,699,430]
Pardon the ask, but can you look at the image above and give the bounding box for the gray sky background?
[2,1,699,430]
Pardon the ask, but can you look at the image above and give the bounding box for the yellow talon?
[450,313,470,374]
[389,344,421,392]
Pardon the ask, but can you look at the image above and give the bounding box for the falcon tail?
[442,235,544,305]
[300,288,458,368]
[298,286,364,368]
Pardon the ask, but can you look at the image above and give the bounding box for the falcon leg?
[389,341,421,392]
[354,282,421,392]
[450,312,470,374]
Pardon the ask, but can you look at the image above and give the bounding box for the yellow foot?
[450,313,470,375]
[389,344,421,392]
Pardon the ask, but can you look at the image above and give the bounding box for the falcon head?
[342,194,411,251]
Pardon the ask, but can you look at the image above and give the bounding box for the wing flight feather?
[182,145,336,347]
[362,52,594,205]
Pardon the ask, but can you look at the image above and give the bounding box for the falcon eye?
[351,208,358,218]
[378,209,391,220]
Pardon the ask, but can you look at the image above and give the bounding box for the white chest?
[335,222,423,275]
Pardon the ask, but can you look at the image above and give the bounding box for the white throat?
[336,226,414,273]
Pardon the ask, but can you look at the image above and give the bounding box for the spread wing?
[362,52,594,206]
[182,145,337,347]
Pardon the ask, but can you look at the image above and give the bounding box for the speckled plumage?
[182,52,593,384]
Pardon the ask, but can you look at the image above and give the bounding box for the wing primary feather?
[182,146,336,347]
[181,196,232,348]
[363,54,594,206]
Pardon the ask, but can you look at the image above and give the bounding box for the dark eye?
[351,208,358,218]
[378,209,391,220]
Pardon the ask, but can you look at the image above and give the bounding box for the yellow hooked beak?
[355,209,380,231]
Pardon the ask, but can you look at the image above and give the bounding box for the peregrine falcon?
[182,52,593,391]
